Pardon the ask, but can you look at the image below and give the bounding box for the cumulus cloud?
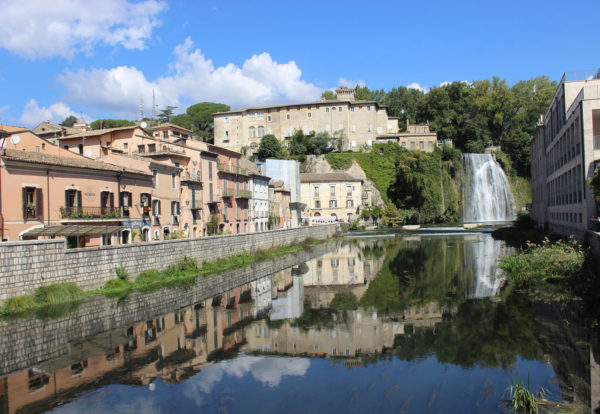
[183,355,310,405]
[57,37,323,118]
[19,99,85,126]
[407,82,429,93]
[0,0,167,59]
[338,78,366,88]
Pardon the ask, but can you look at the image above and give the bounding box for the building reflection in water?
[0,237,597,413]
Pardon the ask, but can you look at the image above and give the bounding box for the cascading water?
[463,154,516,222]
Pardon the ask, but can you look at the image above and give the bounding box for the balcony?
[60,206,122,219]
[190,198,202,209]
[236,190,252,199]
[222,188,235,197]
[181,170,202,183]
[217,162,247,176]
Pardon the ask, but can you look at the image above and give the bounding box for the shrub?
[34,283,85,305]
[115,266,129,281]
[1,295,36,315]
[330,293,359,310]
[504,375,547,414]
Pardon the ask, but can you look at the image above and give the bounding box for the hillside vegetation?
[326,143,464,223]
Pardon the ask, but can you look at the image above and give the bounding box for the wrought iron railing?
[60,206,122,219]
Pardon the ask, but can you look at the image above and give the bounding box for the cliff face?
[304,155,386,207]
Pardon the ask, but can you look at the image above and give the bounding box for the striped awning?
[24,225,126,237]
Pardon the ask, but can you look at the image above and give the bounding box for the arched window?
[249,126,256,138]
[257,126,265,138]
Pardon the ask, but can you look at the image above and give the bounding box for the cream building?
[300,172,363,222]
[530,71,600,237]
[376,121,439,152]
[213,87,399,154]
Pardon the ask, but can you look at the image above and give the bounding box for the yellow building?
[213,87,399,154]
[300,172,363,222]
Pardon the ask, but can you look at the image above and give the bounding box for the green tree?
[170,102,230,143]
[60,115,78,127]
[321,90,336,100]
[257,134,283,161]
[355,86,385,103]
[158,106,178,123]
[90,119,136,130]
[382,202,402,227]
[589,165,600,207]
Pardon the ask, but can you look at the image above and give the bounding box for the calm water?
[0,233,596,413]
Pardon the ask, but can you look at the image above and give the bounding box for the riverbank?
[0,224,339,305]
[0,237,327,318]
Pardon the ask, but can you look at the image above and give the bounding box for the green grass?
[503,374,547,414]
[0,237,326,318]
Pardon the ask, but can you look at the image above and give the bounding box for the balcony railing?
[217,162,247,176]
[236,190,252,199]
[60,206,122,219]
[222,188,235,197]
[181,170,202,183]
[190,199,202,209]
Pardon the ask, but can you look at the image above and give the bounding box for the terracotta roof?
[151,122,192,134]
[1,149,150,176]
[0,125,29,133]
[57,126,144,140]
[32,121,84,136]
[213,99,387,115]
[300,172,361,183]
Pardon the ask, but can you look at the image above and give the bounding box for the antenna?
[152,89,156,127]
[140,97,144,120]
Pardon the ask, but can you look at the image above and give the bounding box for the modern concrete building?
[264,159,305,227]
[213,87,399,154]
[300,172,363,223]
[530,71,600,237]
[245,159,270,232]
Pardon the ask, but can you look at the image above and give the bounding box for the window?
[208,162,213,180]
[100,191,114,215]
[338,106,342,112]
[419,141,424,150]
[249,126,256,138]
[152,199,161,216]
[171,201,180,222]
[346,185,352,196]
[22,187,43,219]
[249,112,255,121]
[346,200,353,208]
[331,258,339,267]
[141,193,151,216]
[314,185,319,196]
[119,191,132,217]
[152,169,158,187]
[352,125,356,132]
[123,143,128,150]
[330,185,335,196]
[315,200,321,208]
[351,107,355,112]
[163,131,168,139]
[172,172,177,188]
[147,144,155,152]
[65,189,82,214]
[78,144,83,155]
[329,200,337,208]
[257,111,264,120]
[367,105,371,111]
[137,145,145,153]
[326,107,330,113]
[258,126,265,138]
[286,113,291,120]
[224,117,229,124]
[224,131,229,142]
[368,123,372,132]
[267,115,271,121]
[307,112,312,118]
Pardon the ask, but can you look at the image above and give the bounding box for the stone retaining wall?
[0,240,337,375]
[0,224,338,304]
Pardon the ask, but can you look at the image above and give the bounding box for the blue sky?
[0,0,598,128]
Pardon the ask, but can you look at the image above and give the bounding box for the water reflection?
[0,234,597,413]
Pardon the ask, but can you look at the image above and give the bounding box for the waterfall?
[463,154,516,222]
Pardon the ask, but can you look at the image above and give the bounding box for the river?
[0,232,597,413]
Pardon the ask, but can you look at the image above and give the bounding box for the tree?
[589,165,600,207]
[158,106,178,123]
[355,86,385,103]
[321,90,336,100]
[60,115,78,127]
[257,134,283,161]
[90,119,136,130]
[169,102,230,143]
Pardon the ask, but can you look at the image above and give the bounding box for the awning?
[23,225,126,237]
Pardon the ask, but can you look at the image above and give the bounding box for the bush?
[330,293,359,310]
[115,266,129,281]
[34,283,85,305]
[1,295,36,315]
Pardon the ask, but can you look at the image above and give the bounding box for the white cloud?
[338,78,366,88]
[407,82,429,93]
[0,0,167,59]
[19,99,85,126]
[439,81,451,87]
[183,355,310,405]
[57,38,323,118]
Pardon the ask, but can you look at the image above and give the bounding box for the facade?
[32,121,88,141]
[530,72,600,237]
[245,159,270,232]
[269,180,291,229]
[0,147,153,246]
[376,121,439,152]
[300,172,363,223]
[213,87,400,154]
[264,159,304,227]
